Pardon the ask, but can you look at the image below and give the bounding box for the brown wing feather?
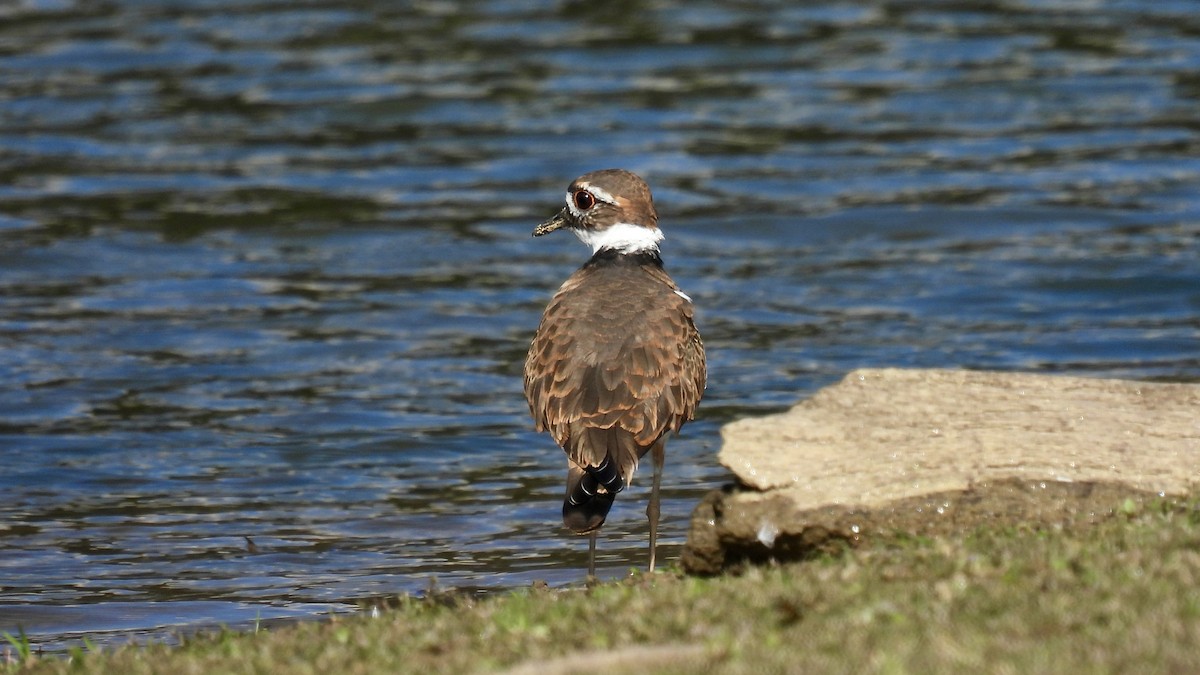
[524,258,706,483]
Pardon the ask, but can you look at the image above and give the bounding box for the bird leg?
[587,531,597,578]
[646,439,665,572]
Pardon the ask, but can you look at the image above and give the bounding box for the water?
[2,0,1198,651]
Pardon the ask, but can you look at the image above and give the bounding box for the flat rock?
[681,368,1200,574]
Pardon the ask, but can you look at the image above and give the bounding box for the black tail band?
[562,458,625,534]
[589,457,625,495]
[567,474,596,506]
[566,458,624,507]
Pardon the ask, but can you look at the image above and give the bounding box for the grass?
[8,496,1200,674]
[2,628,33,668]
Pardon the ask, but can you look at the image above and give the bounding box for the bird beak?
[533,209,569,237]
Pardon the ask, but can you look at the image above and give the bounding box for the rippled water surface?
[2,0,1198,650]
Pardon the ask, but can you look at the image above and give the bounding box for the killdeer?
[524,169,706,576]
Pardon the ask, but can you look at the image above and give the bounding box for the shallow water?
[1,0,1198,651]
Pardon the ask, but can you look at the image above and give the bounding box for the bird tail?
[562,458,625,534]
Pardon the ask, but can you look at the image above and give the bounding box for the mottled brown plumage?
[523,169,706,575]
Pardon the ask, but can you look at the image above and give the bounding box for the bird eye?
[573,190,596,211]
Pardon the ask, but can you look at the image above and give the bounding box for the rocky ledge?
[681,368,1199,574]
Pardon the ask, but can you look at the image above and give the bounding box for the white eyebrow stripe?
[563,182,619,219]
[578,183,617,205]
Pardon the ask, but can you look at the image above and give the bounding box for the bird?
[524,169,706,576]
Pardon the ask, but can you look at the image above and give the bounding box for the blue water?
[1,0,1198,651]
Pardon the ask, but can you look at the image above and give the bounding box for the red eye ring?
[572,190,596,211]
